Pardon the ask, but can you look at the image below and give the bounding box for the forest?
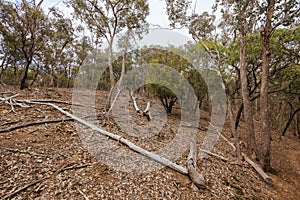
[0,0,299,199]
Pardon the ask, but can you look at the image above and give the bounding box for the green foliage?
[0,0,93,88]
[68,0,149,93]
[134,47,208,114]
[184,69,208,106]
[147,83,177,114]
[1,67,21,85]
[69,0,149,39]
[145,63,183,114]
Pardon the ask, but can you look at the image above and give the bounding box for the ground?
[0,85,299,199]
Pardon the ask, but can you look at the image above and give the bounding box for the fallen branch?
[11,98,30,108]
[1,162,92,199]
[242,153,273,184]
[0,119,21,127]
[1,177,47,200]
[8,98,16,113]
[209,122,235,150]
[0,93,20,103]
[187,142,207,189]
[143,101,150,113]
[208,122,272,184]
[0,95,29,109]
[210,121,272,184]
[28,99,93,108]
[55,163,92,173]
[199,149,229,162]
[21,100,188,175]
[0,118,73,133]
[76,186,90,200]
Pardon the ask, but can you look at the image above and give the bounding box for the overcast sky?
[147,0,214,31]
[42,0,215,38]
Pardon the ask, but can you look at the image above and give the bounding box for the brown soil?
[0,85,299,199]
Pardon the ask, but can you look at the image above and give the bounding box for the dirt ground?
[0,85,299,199]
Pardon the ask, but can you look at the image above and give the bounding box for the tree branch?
[20,99,187,174]
[0,118,73,133]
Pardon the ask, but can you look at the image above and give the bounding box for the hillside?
[0,85,299,199]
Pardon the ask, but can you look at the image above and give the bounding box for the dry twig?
[1,163,92,199]
[1,177,47,200]
[0,118,73,133]
[76,186,90,200]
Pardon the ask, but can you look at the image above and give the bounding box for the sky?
[41,0,215,39]
[147,0,214,31]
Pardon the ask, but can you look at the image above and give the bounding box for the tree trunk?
[49,66,55,87]
[30,69,39,87]
[119,31,129,85]
[0,55,7,84]
[282,107,300,137]
[120,52,126,84]
[0,68,6,84]
[107,40,115,109]
[227,95,241,159]
[235,103,244,130]
[20,60,31,90]
[296,112,300,139]
[159,96,177,114]
[234,91,240,114]
[259,0,275,172]
[239,28,257,159]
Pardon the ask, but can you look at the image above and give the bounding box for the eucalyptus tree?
[41,7,75,87]
[62,35,93,88]
[68,0,149,106]
[257,0,299,171]
[164,0,300,171]
[139,47,188,114]
[214,0,260,160]
[0,0,49,89]
[215,0,300,172]
[164,0,259,158]
[0,38,12,84]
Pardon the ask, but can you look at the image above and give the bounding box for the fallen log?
[10,98,210,187]
[28,99,93,107]
[8,97,272,185]
[242,153,272,184]
[187,142,207,189]
[21,100,188,175]
[209,122,272,184]
[0,93,20,103]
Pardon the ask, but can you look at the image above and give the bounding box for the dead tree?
[130,93,151,121]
